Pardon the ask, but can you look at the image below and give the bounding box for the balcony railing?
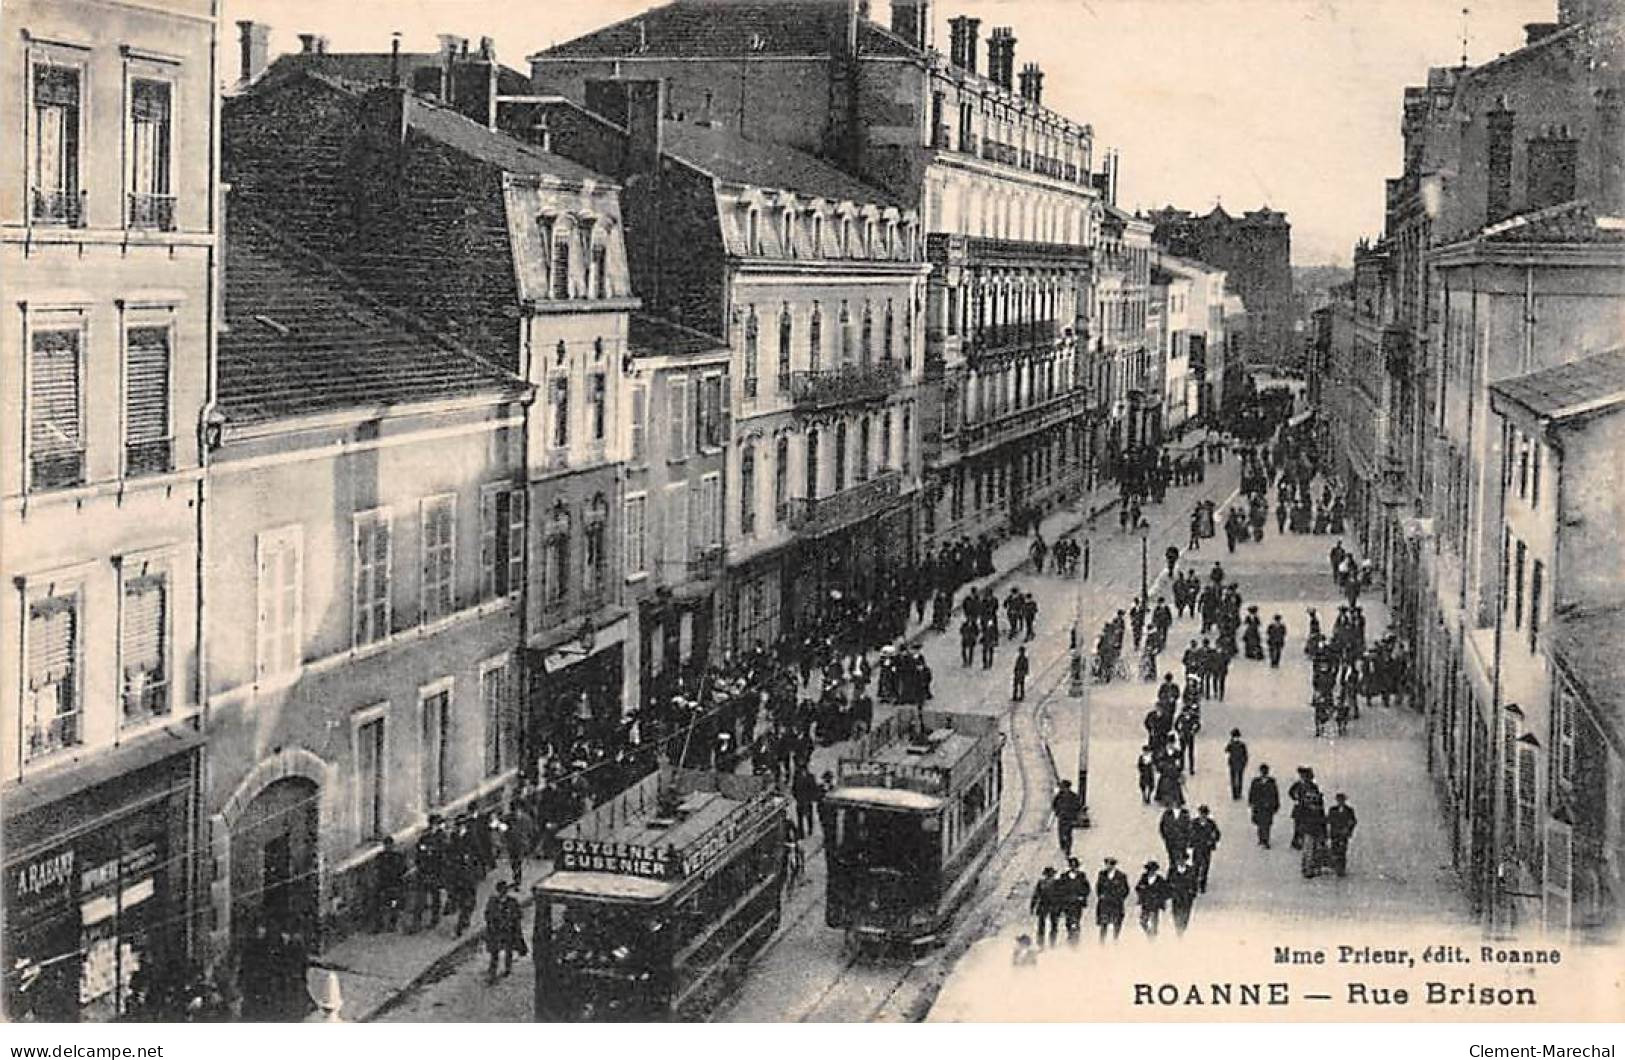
[688,543,725,581]
[125,438,173,478]
[128,192,176,231]
[30,448,85,492]
[785,471,902,538]
[933,123,952,149]
[958,392,1080,455]
[31,187,85,227]
[25,692,80,762]
[122,669,170,723]
[789,361,902,411]
[967,319,1061,359]
[962,236,1092,267]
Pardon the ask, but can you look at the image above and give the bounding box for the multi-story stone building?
[1094,205,1154,458]
[1,0,218,1021]
[1156,252,1228,430]
[1487,348,1625,940]
[529,0,1102,551]
[1337,0,1625,934]
[1147,203,1294,374]
[223,65,640,788]
[202,209,530,966]
[1325,239,1397,572]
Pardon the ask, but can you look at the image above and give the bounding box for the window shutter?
[507,489,526,595]
[670,378,688,457]
[29,599,76,688]
[126,327,170,443]
[551,241,571,299]
[630,385,646,459]
[480,489,498,597]
[1543,818,1572,936]
[31,330,81,453]
[123,576,166,675]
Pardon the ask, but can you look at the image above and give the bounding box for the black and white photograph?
[1,0,1622,1037]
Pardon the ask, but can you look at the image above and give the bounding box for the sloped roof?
[401,91,607,183]
[1481,199,1625,245]
[220,217,526,424]
[533,1,918,61]
[1489,346,1625,423]
[629,313,729,357]
[661,118,897,207]
[260,51,531,95]
[1548,604,1625,750]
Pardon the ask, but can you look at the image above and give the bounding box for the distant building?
[2,0,218,1020]
[1095,205,1154,457]
[1156,252,1229,430]
[1146,203,1294,372]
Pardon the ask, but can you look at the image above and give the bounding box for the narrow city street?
[377,448,1241,1022]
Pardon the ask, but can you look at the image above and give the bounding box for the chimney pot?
[297,33,317,54]
[236,20,272,85]
[479,36,495,60]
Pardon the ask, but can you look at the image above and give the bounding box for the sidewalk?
[323,482,1132,1022]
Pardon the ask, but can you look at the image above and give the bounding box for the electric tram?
[532,767,786,1021]
[823,710,1004,949]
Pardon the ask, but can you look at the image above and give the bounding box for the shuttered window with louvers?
[126,326,171,475]
[26,594,80,759]
[122,573,169,721]
[30,328,83,489]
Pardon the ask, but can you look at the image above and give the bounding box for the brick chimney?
[625,79,667,178]
[891,0,931,50]
[948,16,980,74]
[237,21,270,84]
[987,27,1016,90]
[1019,62,1043,105]
[297,33,318,54]
[449,46,499,129]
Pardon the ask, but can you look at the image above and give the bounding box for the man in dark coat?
[1057,857,1092,941]
[1248,764,1281,848]
[816,771,838,850]
[1327,793,1358,877]
[1012,645,1031,702]
[374,836,406,932]
[1095,857,1130,942]
[1030,866,1063,948]
[1189,805,1222,893]
[1175,705,1201,773]
[791,766,821,838]
[960,618,978,667]
[1135,861,1170,938]
[416,816,446,928]
[1224,729,1249,800]
[484,880,526,980]
[1168,856,1200,935]
[1159,806,1191,866]
[1052,779,1082,858]
[1266,614,1288,668]
[1136,744,1158,804]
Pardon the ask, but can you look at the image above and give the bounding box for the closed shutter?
[123,575,167,717]
[506,490,525,597]
[1543,819,1572,936]
[126,328,169,443]
[551,240,571,299]
[630,386,646,460]
[688,479,702,558]
[669,378,688,457]
[28,597,76,690]
[480,489,498,598]
[30,330,80,454]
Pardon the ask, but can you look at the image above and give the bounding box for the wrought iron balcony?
[785,471,902,538]
[933,123,952,149]
[30,448,85,492]
[122,669,170,722]
[789,361,902,411]
[687,543,725,581]
[967,319,1061,359]
[957,391,1080,455]
[128,192,176,231]
[962,236,1092,267]
[31,187,85,227]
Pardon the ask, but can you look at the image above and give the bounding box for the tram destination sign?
[838,758,951,795]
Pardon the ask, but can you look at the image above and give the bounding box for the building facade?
[202,213,530,966]
[530,0,1103,551]
[1093,205,1154,459]
[1156,252,1228,431]
[1,0,218,1020]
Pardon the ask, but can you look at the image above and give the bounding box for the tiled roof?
[400,92,607,183]
[1490,347,1625,422]
[1481,199,1625,245]
[261,52,531,95]
[629,313,729,357]
[534,1,917,61]
[220,217,527,424]
[661,119,897,207]
[1548,605,1625,748]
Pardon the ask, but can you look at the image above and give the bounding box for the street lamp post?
[1070,592,1092,828]
[1139,520,1150,604]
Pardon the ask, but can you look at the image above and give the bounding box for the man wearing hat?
[1135,860,1170,938]
[1224,729,1249,800]
[1327,793,1358,877]
[484,880,525,981]
[1167,854,1200,936]
[1248,764,1281,848]
[1057,857,1092,942]
[1189,805,1222,893]
[1029,866,1063,948]
[1095,857,1130,942]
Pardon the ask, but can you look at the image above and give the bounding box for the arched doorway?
[229,775,319,953]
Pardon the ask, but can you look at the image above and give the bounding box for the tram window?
[836,806,937,874]
[550,902,666,973]
[960,778,987,823]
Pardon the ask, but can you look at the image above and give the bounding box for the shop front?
[3,739,201,1022]
[525,613,631,772]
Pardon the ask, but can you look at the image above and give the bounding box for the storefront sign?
[11,849,76,909]
[558,837,677,880]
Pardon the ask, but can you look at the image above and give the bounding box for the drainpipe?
[1486,417,1510,939]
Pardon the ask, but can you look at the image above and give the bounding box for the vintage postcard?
[2,0,1621,1030]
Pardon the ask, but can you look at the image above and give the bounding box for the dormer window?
[783,210,797,257]
[747,208,762,255]
[812,214,825,257]
[839,218,851,256]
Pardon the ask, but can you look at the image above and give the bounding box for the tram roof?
[536,869,678,902]
[865,729,982,772]
[825,786,947,813]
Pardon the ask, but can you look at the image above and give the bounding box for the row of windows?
[538,216,613,301]
[27,53,179,230]
[623,472,723,581]
[1502,528,1546,656]
[739,298,917,389]
[742,206,916,262]
[626,374,727,463]
[545,363,610,451]
[24,314,175,492]
[961,354,1074,424]
[253,483,526,682]
[22,558,175,764]
[352,660,516,843]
